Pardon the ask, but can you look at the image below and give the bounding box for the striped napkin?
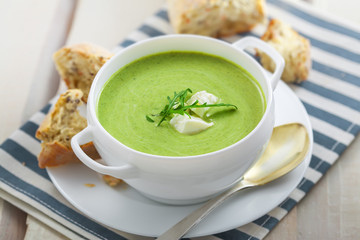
[0,0,359,239]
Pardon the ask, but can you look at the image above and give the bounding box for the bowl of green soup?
[71,35,284,205]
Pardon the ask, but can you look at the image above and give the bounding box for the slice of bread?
[53,43,113,103]
[258,19,311,83]
[35,89,100,168]
[167,0,266,37]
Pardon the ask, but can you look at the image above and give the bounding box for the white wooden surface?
[0,0,359,239]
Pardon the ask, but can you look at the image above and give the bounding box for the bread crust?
[37,141,100,168]
[36,89,100,168]
[53,43,113,103]
[167,0,266,37]
[258,19,311,83]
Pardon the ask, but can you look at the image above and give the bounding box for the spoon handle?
[156,181,251,240]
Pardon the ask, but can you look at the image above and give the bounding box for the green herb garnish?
[147,88,237,126]
[146,115,155,122]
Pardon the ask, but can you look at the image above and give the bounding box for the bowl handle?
[232,36,285,90]
[71,127,138,179]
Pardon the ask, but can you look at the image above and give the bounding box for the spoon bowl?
[157,123,310,240]
[244,122,310,185]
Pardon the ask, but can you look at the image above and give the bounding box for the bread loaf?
[36,89,100,168]
[53,43,113,103]
[258,19,311,83]
[167,0,266,37]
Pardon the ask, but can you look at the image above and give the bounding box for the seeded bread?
[53,43,113,103]
[258,19,311,83]
[35,89,100,168]
[167,0,266,37]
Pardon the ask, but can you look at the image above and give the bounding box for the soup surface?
[97,51,265,156]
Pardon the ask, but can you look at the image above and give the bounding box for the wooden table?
[0,0,359,239]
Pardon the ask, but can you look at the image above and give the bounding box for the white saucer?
[48,81,313,238]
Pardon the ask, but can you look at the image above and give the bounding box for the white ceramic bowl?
[71,35,284,205]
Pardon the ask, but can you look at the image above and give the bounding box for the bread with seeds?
[167,0,266,37]
[53,43,113,103]
[258,19,311,83]
[35,89,100,168]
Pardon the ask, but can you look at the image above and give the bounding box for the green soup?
[97,51,266,156]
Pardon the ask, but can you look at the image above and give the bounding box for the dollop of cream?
[186,90,219,118]
[170,91,219,135]
[169,114,214,135]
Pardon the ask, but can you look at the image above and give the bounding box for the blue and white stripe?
[1,0,359,239]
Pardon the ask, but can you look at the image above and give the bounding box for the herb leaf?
[147,88,237,126]
[146,115,155,123]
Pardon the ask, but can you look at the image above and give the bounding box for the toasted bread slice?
[258,19,311,83]
[36,89,100,168]
[167,0,266,37]
[53,43,113,103]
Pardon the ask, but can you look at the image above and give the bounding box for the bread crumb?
[103,175,124,187]
[84,183,96,188]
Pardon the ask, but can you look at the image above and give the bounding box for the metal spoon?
[157,123,310,240]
